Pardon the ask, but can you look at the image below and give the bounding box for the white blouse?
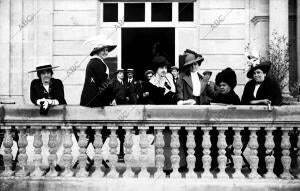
[191,71,201,96]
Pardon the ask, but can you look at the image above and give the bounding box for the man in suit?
[125,69,142,104]
[111,69,127,105]
[80,35,116,107]
[170,66,179,86]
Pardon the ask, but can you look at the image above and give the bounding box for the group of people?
[26,35,283,173]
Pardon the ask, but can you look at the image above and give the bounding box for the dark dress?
[241,76,282,106]
[212,90,240,105]
[145,81,177,105]
[30,78,66,105]
[111,79,127,105]
[80,57,113,107]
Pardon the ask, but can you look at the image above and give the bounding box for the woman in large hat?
[241,60,282,105]
[212,67,240,105]
[29,64,67,107]
[176,50,214,105]
[80,34,117,107]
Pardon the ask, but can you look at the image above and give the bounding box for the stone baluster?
[46,128,58,177]
[297,129,300,179]
[76,128,88,177]
[138,128,150,178]
[123,128,134,178]
[61,127,74,177]
[154,128,165,179]
[248,127,261,179]
[201,127,213,178]
[185,127,197,178]
[232,127,244,179]
[280,128,294,179]
[264,127,277,179]
[170,128,181,178]
[1,128,14,177]
[30,127,44,177]
[92,128,104,177]
[107,128,119,178]
[217,128,229,179]
[15,127,28,177]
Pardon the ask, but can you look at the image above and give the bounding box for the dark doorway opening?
[121,28,175,80]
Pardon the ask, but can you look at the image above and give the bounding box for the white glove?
[42,100,49,109]
[36,98,46,105]
[177,100,184,105]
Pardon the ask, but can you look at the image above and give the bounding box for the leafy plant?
[261,31,290,91]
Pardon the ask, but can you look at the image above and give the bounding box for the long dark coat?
[241,76,282,106]
[176,72,214,105]
[80,58,113,107]
[30,78,67,105]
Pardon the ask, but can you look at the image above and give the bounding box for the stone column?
[269,0,290,96]
[138,128,150,178]
[92,128,104,178]
[170,128,181,178]
[61,127,74,177]
[217,128,229,179]
[123,128,134,178]
[280,128,293,179]
[154,128,165,179]
[232,128,244,179]
[15,127,28,177]
[297,0,300,85]
[248,128,261,179]
[185,127,197,179]
[0,128,14,177]
[107,128,119,178]
[264,127,277,179]
[30,127,44,177]
[201,127,213,179]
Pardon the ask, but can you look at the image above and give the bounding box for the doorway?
[121,28,175,80]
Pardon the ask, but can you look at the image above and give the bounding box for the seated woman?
[147,55,177,104]
[176,50,214,105]
[241,60,282,106]
[212,67,240,105]
[30,64,66,108]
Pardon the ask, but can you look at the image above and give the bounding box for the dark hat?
[203,71,212,76]
[152,56,170,71]
[90,45,117,56]
[28,64,59,73]
[144,70,154,77]
[183,53,204,68]
[215,67,237,89]
[246,61,271,79]
[170,66,179,71]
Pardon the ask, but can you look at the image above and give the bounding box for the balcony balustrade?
[0,105,300,191]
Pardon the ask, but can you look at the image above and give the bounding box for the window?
[178,3,193,22]
[124,3,145,22]
[151,3,172,22]
[103,3,118,22]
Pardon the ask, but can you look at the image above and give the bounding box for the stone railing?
[0,105,300,180]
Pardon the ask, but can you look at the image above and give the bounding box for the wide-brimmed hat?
[203,71,212,76]
[246,61,271,79]
[28,64,59,73]
[144,70,154,77]
[183,53,204,68]
[152,56,170,71]
[84,34,117,56]
[215,67,237,89]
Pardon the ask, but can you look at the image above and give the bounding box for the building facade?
[0,0,298,104]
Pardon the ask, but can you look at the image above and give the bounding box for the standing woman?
[241,61,282,106]
[80,35,116,107]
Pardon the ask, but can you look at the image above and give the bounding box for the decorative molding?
[251,15,269,25]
